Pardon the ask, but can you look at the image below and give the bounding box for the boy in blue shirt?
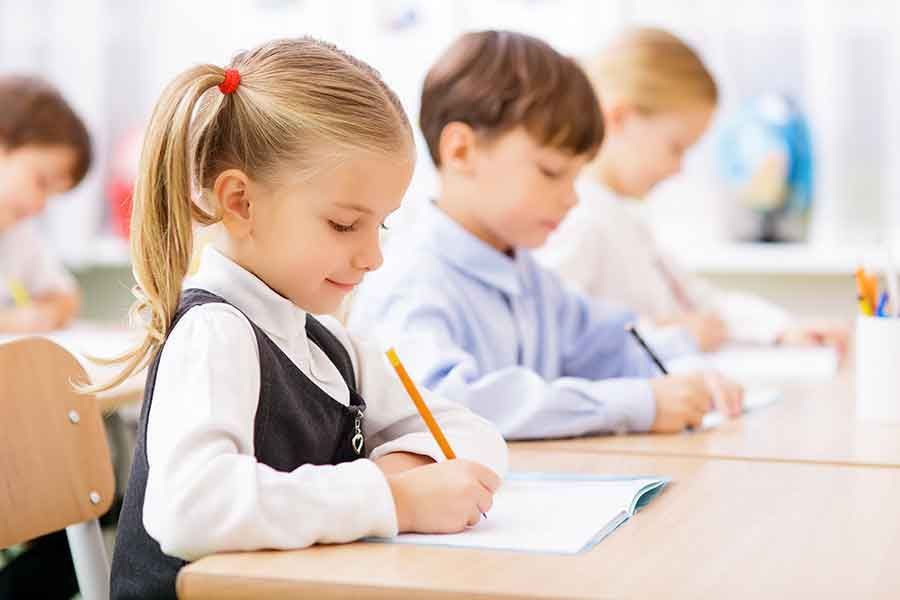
[350,31,742,439]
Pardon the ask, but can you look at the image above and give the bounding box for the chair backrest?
[0,336,114,547]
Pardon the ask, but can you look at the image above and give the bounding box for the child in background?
[350,31,743,441]
[536,28,848,354]
[98,38,506,600]
[0,76,91,333]
[0,75,91,600]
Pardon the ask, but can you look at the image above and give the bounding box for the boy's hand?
[649,373,712,432]
[386,459,500,533]
[704,370,744,418]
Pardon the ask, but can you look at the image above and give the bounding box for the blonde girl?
[537,27,847,354]
[102,38,507,600]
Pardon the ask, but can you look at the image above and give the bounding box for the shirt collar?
[417,200,527,297]
[185,246,312,365]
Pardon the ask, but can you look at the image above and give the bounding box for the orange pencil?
[386,347,488,519]
[856,268,875,316]
[386,347,456,459]
[865,273,879,312]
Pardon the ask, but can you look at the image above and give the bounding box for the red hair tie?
[218,69,241,95]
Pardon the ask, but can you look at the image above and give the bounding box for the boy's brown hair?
[420,30,603,167]
[0,75,92,185]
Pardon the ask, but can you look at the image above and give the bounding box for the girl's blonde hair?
[92,37,412,393]
[585,27,717,113]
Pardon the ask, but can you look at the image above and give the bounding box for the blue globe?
[717,94,814,222]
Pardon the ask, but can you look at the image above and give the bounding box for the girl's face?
[0,144,76,230]
[604,104,714,199]
[226,148,414,315]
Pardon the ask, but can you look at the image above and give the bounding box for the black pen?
[625,323,669,375]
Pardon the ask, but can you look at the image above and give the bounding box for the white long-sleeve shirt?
[535,178,792,344]
[143,247,508,560]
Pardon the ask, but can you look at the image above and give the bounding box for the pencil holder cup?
[856,315,900,423]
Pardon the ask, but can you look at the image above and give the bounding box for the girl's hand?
[386,459,500,533]
[373,451,434,476]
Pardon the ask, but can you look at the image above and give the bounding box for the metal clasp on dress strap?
[349,405,365,455]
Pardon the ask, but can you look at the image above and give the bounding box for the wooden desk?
[178,449,900,600]
[517,369,900,468]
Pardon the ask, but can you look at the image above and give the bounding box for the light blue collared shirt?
[350,201,677,440]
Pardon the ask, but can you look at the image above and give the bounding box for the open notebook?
[369,473,668,554]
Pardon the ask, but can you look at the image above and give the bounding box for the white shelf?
[675,243,884,276]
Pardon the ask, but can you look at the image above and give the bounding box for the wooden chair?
[0,337,115,600]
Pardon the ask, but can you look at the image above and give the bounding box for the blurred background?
[2,0,897,320]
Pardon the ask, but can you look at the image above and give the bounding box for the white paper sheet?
[708,345,838,385]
